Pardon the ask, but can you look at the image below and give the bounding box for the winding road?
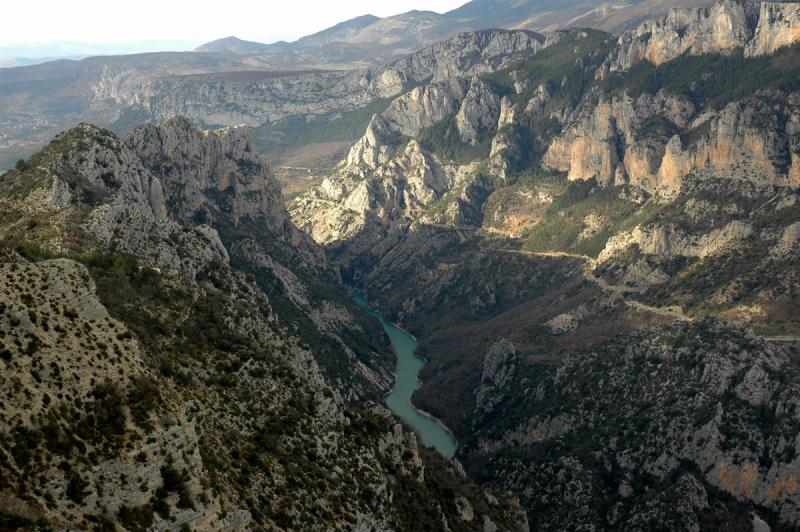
[428,222,795,341]
[495,246,691,320]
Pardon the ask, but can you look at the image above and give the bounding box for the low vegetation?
[483,29,616,171]
[252,97,395,154]
[522,179,638,257]
[602,43,800,108]
[417,113,494,164]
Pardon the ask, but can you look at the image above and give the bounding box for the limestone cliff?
[601,0,800,75]
[0,120,528,530]
[544,90,800,194]
[124,116,319,262]
[0,123,227,279]
[290,58,514,246]
[95,30,543,133]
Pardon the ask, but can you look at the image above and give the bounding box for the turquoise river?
[354,292,458,458]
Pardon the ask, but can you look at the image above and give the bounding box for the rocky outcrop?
[475,338,518,417]
[467,320,800,529]
[124,116,315,258]
[747,1,800,56]
[0,118,323,279]
[456,78,502,145]
[0,123,231,278]
[291,63,510,245]
[379,78,468,139]
[598,220,753,262]
[347,75,500,168]
[544,90,800,194]
[602,0,800,74]
[295,32,541,244]
[345,114,400,170]
[390,30,544,86]
[291,139,456,245]
[543,92,694,191]
[378,422,426,482]
[126,118,281,225]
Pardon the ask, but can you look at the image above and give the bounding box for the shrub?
[161,463,194,510]
[601,43,800,108]
[128,377,160,431]
[89,380,126,440]
[117,504,154,532]
[66,473,89,503]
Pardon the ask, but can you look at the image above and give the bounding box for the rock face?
[0,118,326,280]
[465,320,800,529]
[378,78,469,141]
[98,30,543,132]
[544,90,800,194]
[0,120,529,530]
[124,116,315,255]
[475,338,518,417]
[290,49,522,246]
[291,137,459,246]
[456,78,503,145]
[598,219,754,262]
[602,0,800,74]
[125,118,282,225]
[748,1,800,56]
[0,123,232,279]
[389,29,545,86]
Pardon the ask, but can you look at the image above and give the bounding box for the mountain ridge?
[3,1,800,530]
[286,3,800,527]
[195,0,719,56]
[0,0,718,177]
[0,116,530,530]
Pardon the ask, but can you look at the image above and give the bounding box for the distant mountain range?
[0,0,715,172]
[196,15,383,54]
[0,41,199,68]
[195,0,715,61]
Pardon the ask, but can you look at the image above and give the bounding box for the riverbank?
[353,291,458,458]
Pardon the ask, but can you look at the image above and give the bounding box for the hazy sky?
[1,0,469,46]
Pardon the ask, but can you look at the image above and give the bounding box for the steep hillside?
[288,2,800,528]
[0,0,718,178]
[289,29,612,248]
[0,119,528,530]
[466,320,800,529]
[0,28,545,202]
[295,15,383,48]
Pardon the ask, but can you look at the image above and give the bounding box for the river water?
[354,292,458,458]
